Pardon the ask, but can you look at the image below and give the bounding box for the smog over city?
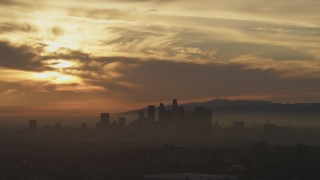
[1,0,320,179]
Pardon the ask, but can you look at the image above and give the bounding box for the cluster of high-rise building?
[129,99,213,132]
[27,99,316,144]
[28,99,212,132]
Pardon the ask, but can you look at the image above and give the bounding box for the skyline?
[1,0,320,118]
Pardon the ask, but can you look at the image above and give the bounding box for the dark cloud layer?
[0,41,42,71]
[0,0,16,4]
[65,55,320,103]
[29,46,320,104]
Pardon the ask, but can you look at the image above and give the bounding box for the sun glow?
[45,38,80,53]
[55,61,74,68]
[33,71,81,84]
[45,59,76,69]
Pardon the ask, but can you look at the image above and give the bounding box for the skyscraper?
[96,122,102,129]
[54,123,63,131]
[158,103,166,122]
[119,117,126,128]
[100,113,110,127]
[138,110,145,120]
[148,105,156,121]
[81,123,88,130]
[172,99,178,111]
[171,99,181,121]
[29,120,37,130]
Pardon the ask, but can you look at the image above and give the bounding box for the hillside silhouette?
[120,99,320,115]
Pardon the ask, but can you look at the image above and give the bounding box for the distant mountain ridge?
[119,99,320,116]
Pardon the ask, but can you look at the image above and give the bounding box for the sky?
[1,0,320,119]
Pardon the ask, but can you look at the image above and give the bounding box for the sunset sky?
[1,0,320,119]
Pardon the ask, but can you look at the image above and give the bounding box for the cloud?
[102,21,317,62]
[2,89,18,95]
[75,0,178,4]
[0,41,44,71]
[1,50,320,115]
[116,0,176,2]
[167,0,320,25]
[69,8,138,20]
[229,55,320,78]
[0,0,17,5]
[1,0,320,116]
[55,55,319,104]
[51,26,64,37]
[0,0,33,7]
[0,22,37,33]
[0,67,107,94]
[31,45,320,104]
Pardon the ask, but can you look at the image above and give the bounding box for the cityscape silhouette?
[1,0,320,179]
